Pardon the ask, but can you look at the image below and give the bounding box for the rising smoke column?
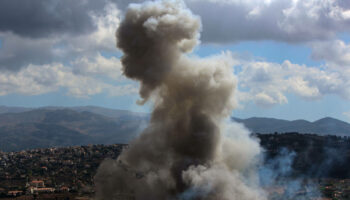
[94,1,265,199]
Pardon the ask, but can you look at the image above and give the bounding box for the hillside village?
[1,133,350,199]
[0,144,126,199]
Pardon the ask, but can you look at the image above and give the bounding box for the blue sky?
[1,0,350,122]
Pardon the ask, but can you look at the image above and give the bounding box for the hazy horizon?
[0,104,348,123]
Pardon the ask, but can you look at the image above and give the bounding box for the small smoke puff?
[182,164,266,200]
[218,121,262,171]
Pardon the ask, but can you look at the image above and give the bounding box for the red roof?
[31,180,44,183]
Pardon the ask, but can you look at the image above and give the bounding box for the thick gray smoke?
[94,1,265,199]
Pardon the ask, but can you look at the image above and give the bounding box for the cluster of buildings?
[267,179,350,200]
[1,138,350,199]
[0,144,126,198]
[320,179,350,199]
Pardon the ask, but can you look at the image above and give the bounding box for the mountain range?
[0,106,148,152]
[233,117,350,136]
[0,105,349,152]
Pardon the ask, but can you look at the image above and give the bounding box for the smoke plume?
[94,1,265,199]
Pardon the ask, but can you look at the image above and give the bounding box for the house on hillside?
[7,190,23,197]
[30,180,45,188]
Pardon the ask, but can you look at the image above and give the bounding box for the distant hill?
[1,105,350,151]
[0,108,147,152]
[233,117,350,136]
[70,106,148,120]
[36,106,149,121]
[0,106,32,114]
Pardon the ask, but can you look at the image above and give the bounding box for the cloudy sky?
[1,0,350,122]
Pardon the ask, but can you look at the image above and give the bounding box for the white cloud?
[72,53,123,80]
[0,32,60,70]
[311,39,350,68]
[0,2,132,98]
[254,92,288,107]
[1,0,350,103]
[0,2,121,71]
[68,2,121,53]
[186,0,350,43]
[0,55,137,98]
[236,59,350,107]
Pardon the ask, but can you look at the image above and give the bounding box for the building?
[30,180,45,188]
